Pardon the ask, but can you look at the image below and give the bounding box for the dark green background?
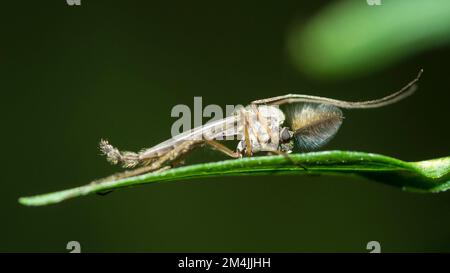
[1,1,449,252]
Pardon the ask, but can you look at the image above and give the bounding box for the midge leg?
[262,147,308,171]
[90,164,172,185]
[146,140,241,170]
[145,140,202,171]
[240,108,253,156]
[205,140,241,158]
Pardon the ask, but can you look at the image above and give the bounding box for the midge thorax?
[98,70,422,182]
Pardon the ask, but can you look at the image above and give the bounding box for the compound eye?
[280,128,292,143]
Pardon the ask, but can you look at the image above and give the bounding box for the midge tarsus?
[98,70,423,182]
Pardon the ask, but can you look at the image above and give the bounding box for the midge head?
[278,127,295,152]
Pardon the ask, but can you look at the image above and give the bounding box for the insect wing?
[139,115,240,159]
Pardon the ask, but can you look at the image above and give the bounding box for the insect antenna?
[251,69,423,108]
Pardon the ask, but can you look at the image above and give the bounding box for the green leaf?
[288,0,450,78]
[18,151,450,206]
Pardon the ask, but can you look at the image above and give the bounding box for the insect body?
[99,70,422,181]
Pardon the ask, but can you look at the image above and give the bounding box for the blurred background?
[1,0,449,252]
